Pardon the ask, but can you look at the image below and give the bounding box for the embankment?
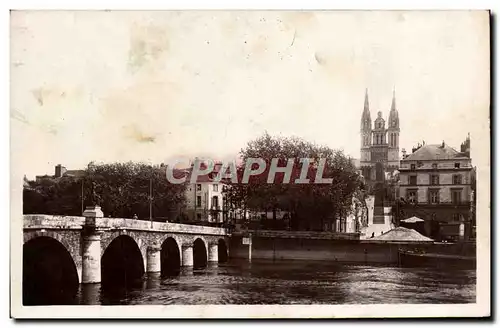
[229,232,475,264]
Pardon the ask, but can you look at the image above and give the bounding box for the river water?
[73,260,475,305]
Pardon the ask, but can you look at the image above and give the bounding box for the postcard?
[10,10,490,318]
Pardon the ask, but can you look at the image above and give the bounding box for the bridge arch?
[158,234,182,254]
[160,237,181,276]
[24,230,78,263]
[193,237,208,269]
[101,230,147,270]
[101,234,145,287]
[218,238,228,263]
[23,235,79,305]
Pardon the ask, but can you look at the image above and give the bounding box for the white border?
[5,1,495,321]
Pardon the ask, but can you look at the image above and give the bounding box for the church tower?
[387,88,400,169]
[360,89,372,169]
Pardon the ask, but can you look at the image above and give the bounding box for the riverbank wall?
[229,231,475,264]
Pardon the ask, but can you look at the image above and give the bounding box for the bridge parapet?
[95,218,227,235]
[24,215,85,229]
[23,215,228,236]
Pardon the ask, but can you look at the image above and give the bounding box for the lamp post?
[81,178,84,215]
[149,176,153,228]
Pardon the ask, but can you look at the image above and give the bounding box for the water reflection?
[32,260,477,305]
[146,272,161,290]
[79,283,100,305]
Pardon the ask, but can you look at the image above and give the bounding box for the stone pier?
[182,245,194,267]
[81,205,104,284]
[146,246,161,273]
[208,243,218,262]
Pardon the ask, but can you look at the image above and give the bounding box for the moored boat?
[398,249,476,269]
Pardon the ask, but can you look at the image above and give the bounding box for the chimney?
[441,140,445,148]
[402,148,407,158]
[55,164,67,177]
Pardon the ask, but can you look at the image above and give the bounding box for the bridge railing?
[23,215,85,229]
[23,215,228,236]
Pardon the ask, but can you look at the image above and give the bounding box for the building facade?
[35,164,86,182]
[398,136,473,241]
[182,162,226,224]
[185,181,225,223]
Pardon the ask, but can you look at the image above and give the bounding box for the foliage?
[222,132,366,231]
[23,177,83,216]
[23,162,186,220]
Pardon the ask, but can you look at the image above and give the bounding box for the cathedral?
[359,89,400,183]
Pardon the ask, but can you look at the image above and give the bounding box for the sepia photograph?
[9,9,490,318]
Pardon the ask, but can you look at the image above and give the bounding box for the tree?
[23,177,83,215]
[83,162,186,220]
[222,133,365,231]
[23,162,186,220]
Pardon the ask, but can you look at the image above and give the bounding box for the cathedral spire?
[388,87,399,130]
[361,88,372,131]
[391,86,396,111]
[364,88,369,112]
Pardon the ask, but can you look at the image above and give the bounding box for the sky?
[10,11,490,179]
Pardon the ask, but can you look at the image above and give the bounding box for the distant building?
[359,89,400,182]
[181,162,228,224]
[358,89,400,236]
[398,135,473,241]
[35,164,86,182]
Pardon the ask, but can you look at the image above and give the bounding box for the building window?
[410,164,416,170]
[451,190,462,204]
[452,213,461,222]
[197,213,202,221]
[197,184,202,191]
[429,190,439,204]
[196,195,202,207]
[407,190,417,203]
[213,184,218,192]
[409,175,417,186]
[212,195,219,209]
[430,174,439,185]
[432,163,438,170]
[454,162,460,168]
[453,174,462,185]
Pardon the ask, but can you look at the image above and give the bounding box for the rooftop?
[403,144,469,161]
[63,169,86,178]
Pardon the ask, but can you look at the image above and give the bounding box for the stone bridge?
[23,206,230,290]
